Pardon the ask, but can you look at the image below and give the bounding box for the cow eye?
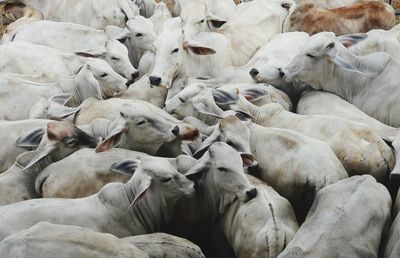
[306,54,315,58]
[136,120,146,126]
[179,97,185,103]
[100,73,108,78]
[111,57,119,61]
[136,33,143,37]
[226,140,237,149]
[172,48,179,54]
[199,19,204,23]
[218,167,228,172]
[64,137,77,147]
[161,177,172,183]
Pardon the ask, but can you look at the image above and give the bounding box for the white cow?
[125,233,206,258]
[164,142,257,245]
[278,175,391,258]
[297,90,400,179]
[164,83,292,125]
[149,0,296,88]
[0,61,127,120]
[36,149,196,199]
[220,175,299,258]
[230,94,394,180]
[0,222,149,258]
[0,157,196,240]
[197,116,348,221]
[343,24,400,62]
[0,121,99,206]
[0,0,139,29]
[280,32,400,127]
[385,211,400,258]
[116,16,157,68]
[3,20,138,81]
[0,42,130,83]
[74,100,200,156]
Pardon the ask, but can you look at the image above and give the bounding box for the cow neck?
[184,177,222,230]
[124,179,164,234]
[323,46,369,101]
[14,151,54,198]
[55,78,81,107]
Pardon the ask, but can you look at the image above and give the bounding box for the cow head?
[16,121,99,170]
[80,58,128,97]
[280,32,360,89]
[185,142,257,214]
[164,83,237,121]
[149,19,216,88]
[95,102,199,153]
[194,115,253,162]
[112,157,195,223]
[75,40,138,82]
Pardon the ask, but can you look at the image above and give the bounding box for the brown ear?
[183,40,216,55]
[240,153,256,167]
[95,130,125,152]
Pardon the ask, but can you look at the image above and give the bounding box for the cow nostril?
[278,68,285,78]
[249,68,259,77]
[132,71,139,80]
[149,76,162,86]
[246,188,257,200]
[172,126,180,136]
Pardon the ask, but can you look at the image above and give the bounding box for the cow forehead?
[47,121,75,141]
[305,32,336,53]
[140,158,178,176]
[155,29,182,49]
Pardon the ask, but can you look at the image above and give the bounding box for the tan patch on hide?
[47,121,75,142]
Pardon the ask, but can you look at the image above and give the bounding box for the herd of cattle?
[0,0,399,257]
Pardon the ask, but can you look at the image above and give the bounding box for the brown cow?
[1,3,43,33]
[289,1,396,36]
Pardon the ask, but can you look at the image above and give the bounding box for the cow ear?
[193,132,219,159]
[213,89,239,105]
[207,15,227,29]
[278,247,305,258]
[75,50,104,58]
[184,40,216,55]
[130,176,152,208]
[240,152,256,167]
[233,110,255,121]
[241,87,268,102]
[48,93,72,106]
[185,161,207,181]
[193,102,224,119]
[16,128,45,148]
[110,159,141,175]
[95,118,127,153]
[337,33,367,48]
[47,104,81,120]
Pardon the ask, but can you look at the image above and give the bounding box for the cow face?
[149,19,216,88]
[125,16,157,53]
[280,32,348,88]
[113,157,195,222]
[104,40,139,82]
[185,142,257,214]
[95,102,199,153]
[84,58,128,97]
[194,115,253,160]
[17,121,99,170]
